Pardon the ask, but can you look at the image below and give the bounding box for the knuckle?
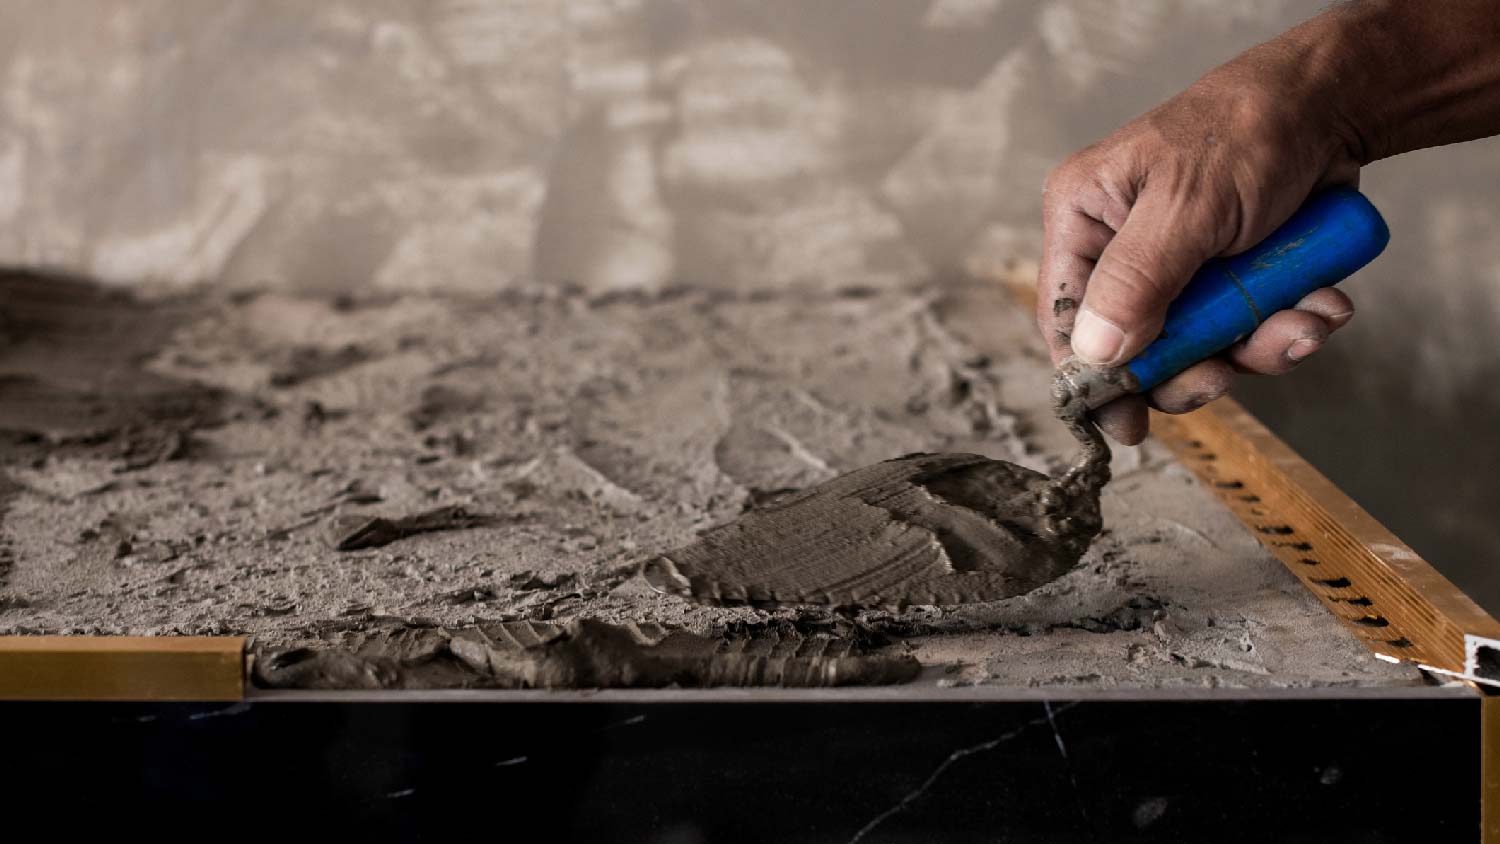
[1200,361,1236,394]
[1046,142,1149,232]
[1085,174,1134,230]
[1045,150,1106,200]
[1043,164,1083,207]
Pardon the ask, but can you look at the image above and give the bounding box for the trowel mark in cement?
[645,451,1103,610]
[645,352,1118,610]
[326,505,497,551]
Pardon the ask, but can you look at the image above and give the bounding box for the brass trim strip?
[1152,398,1500,680]
[0,636,245,701]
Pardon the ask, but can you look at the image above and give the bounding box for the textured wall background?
[2,0,1498,607]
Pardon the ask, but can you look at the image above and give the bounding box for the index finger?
[1037,205,1115,365]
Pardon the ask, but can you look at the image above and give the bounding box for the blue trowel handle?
[1061,187,1389,409]
[1123,186,1388,392]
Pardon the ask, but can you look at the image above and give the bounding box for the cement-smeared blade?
[644,452,1103,610]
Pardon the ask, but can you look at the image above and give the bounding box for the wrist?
[1264,4,1389,165]
[1275,0,1500,164]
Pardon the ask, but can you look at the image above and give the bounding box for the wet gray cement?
[644,451,1102,610]
[251,617,919,690]
[0,270,1421,689]
[644,347,1114,612]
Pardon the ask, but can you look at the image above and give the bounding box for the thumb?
[1071,195,1219,366]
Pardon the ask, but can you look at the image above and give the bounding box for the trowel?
[646,187,1389,610]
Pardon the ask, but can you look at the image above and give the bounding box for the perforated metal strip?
[1152,398,1500,683]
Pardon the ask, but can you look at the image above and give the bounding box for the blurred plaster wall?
[2,0,1498,608]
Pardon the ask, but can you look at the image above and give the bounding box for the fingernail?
[1071,308,1125,365]
[1287,338,1321,362]
[1328,310,1355,327]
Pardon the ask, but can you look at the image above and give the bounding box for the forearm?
[1282,0,1500,163]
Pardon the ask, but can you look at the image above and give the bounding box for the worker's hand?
[1037,50,1362,445]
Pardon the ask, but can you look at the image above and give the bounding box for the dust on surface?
[0,270,1420,689]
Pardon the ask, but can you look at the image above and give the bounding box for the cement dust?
[0,272,1420,690]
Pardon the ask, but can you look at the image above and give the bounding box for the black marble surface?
[3,695,1476,842]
